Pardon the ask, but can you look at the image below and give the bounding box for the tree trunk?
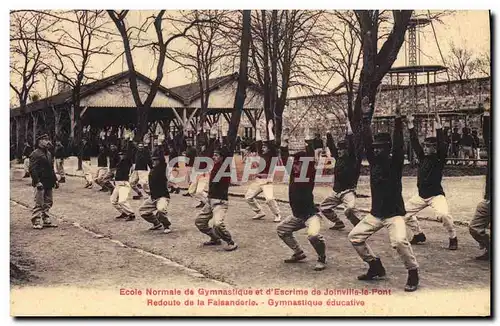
[350,10,413,186]
[227,10,251,153]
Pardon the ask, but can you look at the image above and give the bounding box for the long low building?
[10,71,490,155]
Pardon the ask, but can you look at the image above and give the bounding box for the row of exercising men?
[27,97,490,292]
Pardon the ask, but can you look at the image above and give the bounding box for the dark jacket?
[327,133,357,193]
[97,149,108,167]
[364,117,405,219]
[410,127,446,198]
[29,148,57,188]
[288,154,318,220]
[108,150,120,169]
[185,146,197,167]
[208,153,231,201]
[152,145,166,164]
[79,142,92,161]
[149,162,170,200]
[114,157,132,181]
[460,134,475,147]
[135,149,153,171]
[198,137,217,170]
[54,144,66,159]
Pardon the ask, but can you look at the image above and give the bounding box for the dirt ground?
[10,169,491,316]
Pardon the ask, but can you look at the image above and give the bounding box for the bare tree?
[446,42,479,81]
[44,10,113,169]
[227,10,251,153]
[311,11,363,121]
[248,10,325,145]
[167,10,236,136]
[10,11,54,158]
[108,10,213,140]
[474,51,490,78]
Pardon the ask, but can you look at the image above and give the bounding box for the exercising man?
[195,146,238,251]
[80,138,93,189]
[245,122,281,223]
[348,99,419,292]
[139,154,172,234]
[277,140,327,271]
[110,151,135,221]
[94,144,109,192]
[404,113,457,250]
[130,142,152,200]
[320,120,361,230]
[54,139,66,183]
[22,141,33,178]
[29,133,58,229]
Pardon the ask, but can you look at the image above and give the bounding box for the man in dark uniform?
[195,146,238,251]
[102,143,119,193]
[130,142,153,200]
[22,141,33,178]
[80,138,93,188]
[320,120,361,230]
[110,151,135,221]
[244,123,281,222]
[404,113,457,250]
[469,102,491,260]
[94,144,109,192]
[29,134,58,229]
[450,127,461,165]
[139,155,172,234]
[347,98,419,292]
[54,139,66,183]
[277,143,327,271]
[188,129,218,208]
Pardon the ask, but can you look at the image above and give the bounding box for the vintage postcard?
[9,9,491,317]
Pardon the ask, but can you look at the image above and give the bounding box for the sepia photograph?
[8,8,491,317]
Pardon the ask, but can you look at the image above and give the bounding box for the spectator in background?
[450,127,461,165]
[22,141,33,178]
[54,139,66,183]
[460,127,475,165]
[472,129,481,161]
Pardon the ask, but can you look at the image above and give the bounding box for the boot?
[31,217,43,229]
[224,242,238,251]
[329,221,346,230]
[23,173,30,178]
[132,194,143,200]
[148,223,163,231]
[358,258,386,280]
[448,237,458,250]
[314,256,326,271]
[404,269,419,292]
[59,177,66,183]
[284,251,307,263]
[182,192,191,197]
[195,202,205,208]
[410,233,427,245]
[125,214,136,222]
[42,214,57,228]
[203,239,222,246]
[476,249,490,261]
[115,213,127,219]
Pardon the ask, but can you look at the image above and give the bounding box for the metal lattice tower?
[408,22,418,111]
